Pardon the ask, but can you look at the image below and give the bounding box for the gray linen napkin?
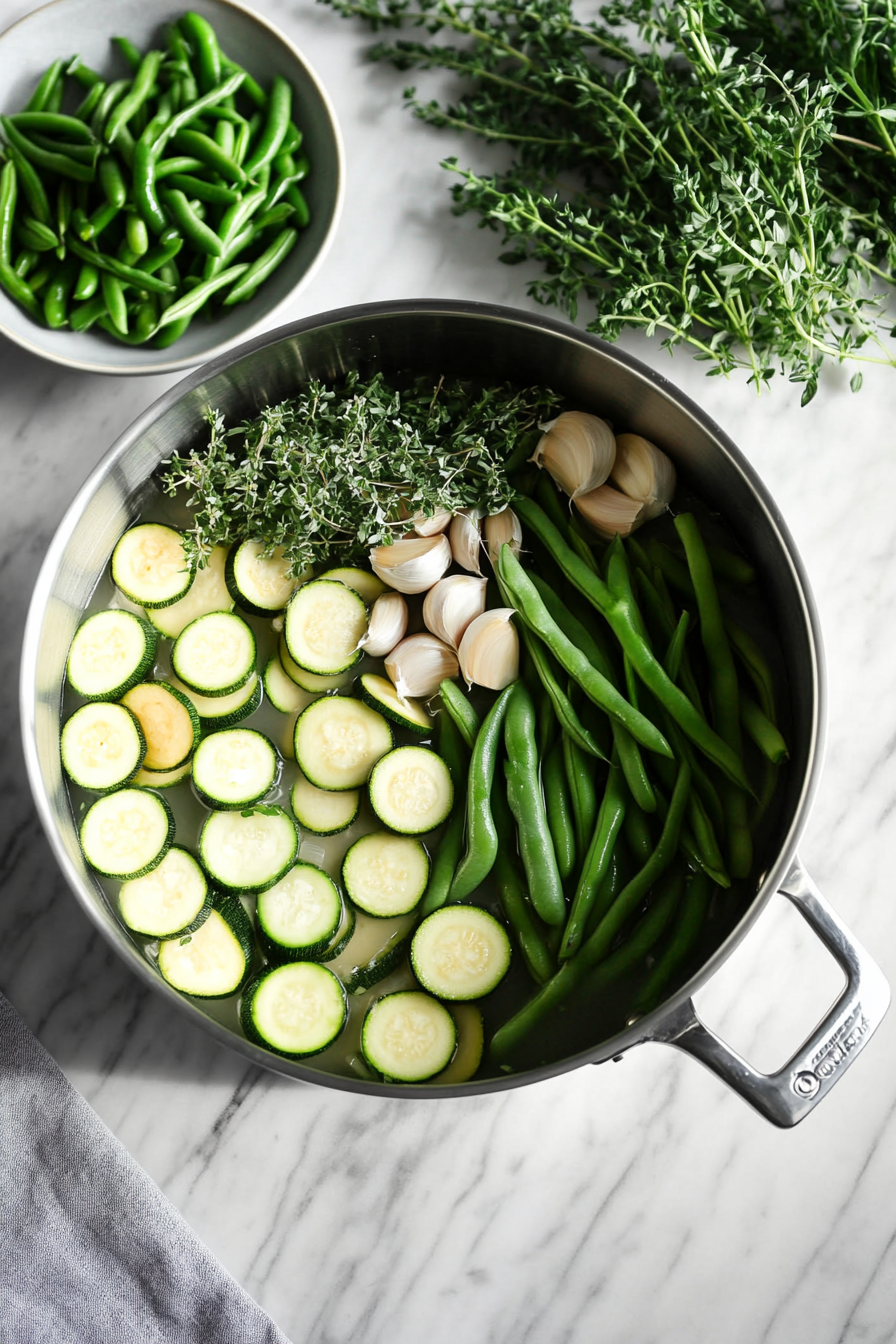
[1,992,290,1344]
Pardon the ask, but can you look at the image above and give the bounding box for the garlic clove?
[422,575,488,651]
[484,507,523,568]
[385,632,459,700]
[457,608,519,690]
[575,483,645,539]
[531,411,616,501]
[611,433,676,521]
[412,507,453,537]
[369,533,452,594]
[361,591,409,657]
[449,508,484,575]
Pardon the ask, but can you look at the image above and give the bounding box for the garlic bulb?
[484,507,523,567]
[369,533,452,594]
[423,575,488,650]
[575,483,645,539]
[531,411,616,501]
[611,433,676,521]
[411,507,453,537]
[458,609,519,690]
[385,633,459,699]
[361,591,408,657]
[449,507,484,574]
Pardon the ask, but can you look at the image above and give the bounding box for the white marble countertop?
[3,2,896,1341]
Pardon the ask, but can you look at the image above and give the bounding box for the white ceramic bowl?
[0,0,344,374]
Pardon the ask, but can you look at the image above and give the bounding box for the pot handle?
[644,856,890,1126]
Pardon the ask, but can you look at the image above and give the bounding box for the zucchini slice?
[240,962,347,1058]
[171,611,256,697]
[294,696,392,792]
[318,566,388,605]
[368,746,453,835]
[411,906,511,1000]
[263,655,308,714]
[171,672,262,730]
[279,636,355,693]
[225,540,304,615]
[256,862,344,962]
[146,544,233,639]
[361,990,456,1082]
[328,909,417,993]
[360,673,432,735]
[120,681,200,772]
[342,831,429,918]
[283,579,367,676]
[433,1003,484,1084]
[119,845,212,939]
[133,759,192,789]
[61,702,145,793]
[80,787,174,880]
[192,728,279,810]
[199,805,297,893]
[66,609,158,701]
[111,523,195,609]
[157,894,254,998]
[290,775,360,836]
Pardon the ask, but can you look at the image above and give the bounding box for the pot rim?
[20,297,826,1098]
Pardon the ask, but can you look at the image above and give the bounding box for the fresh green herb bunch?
[162,371,559,572]
[322,0,896,400]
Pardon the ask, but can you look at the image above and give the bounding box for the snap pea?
[25,59,67,114]
[491,780,555,985]
[73,262,99,300]
[420,712,469,917]
[222,227,297,304]
[6,145,51,227]
[503,682,566,926]
[543,741,576,883]
[560,755,627,960]
[159,188,222,256]
[179,12,223,94]
[439,679,481,752]
[153,261,248,329]
[448,682,517,903]
[0,118,95,182]
[42,256,78,327]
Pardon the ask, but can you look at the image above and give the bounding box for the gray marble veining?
[2,1,896,1341]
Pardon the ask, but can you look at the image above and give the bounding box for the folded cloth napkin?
[1,992,290,1344]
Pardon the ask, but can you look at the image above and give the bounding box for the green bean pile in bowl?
[0,0,344,374]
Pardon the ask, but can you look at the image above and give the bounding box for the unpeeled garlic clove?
[412,507,453,537]
[361,591,409,657]
[369,533,452,594]
[457,608,519,690]
[422,575,488,651]
[385,632,459,699]
[484,507,523,568]
[449,507,484,575]
[575,483,645,539]
[611,433,676,521]
[531,411,616,500]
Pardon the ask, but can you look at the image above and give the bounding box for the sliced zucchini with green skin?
[171,611,256,697]
[294,696,392,792]
[66,609,158,701]
[411,906,511,1000]
[133,759,192,789]
[283,579,367,676]
[112,523,196,609]
[146,544,233,639]
[316,903,357,963]
[80,787,174,880]
[361,990,456,1082]
[172,672,262,730]
[120,681,200,772]
[342,831,429,918]
[225,540,306,616]
[119,845,212,938]
[290,775,360,835]
[328,909,417,993]
[256,862,344,962]
[192,728,279,810]
[318,566,388,605]
[263,655,309,714]
[279,636,354,693]
[157,894,254,999]
[368,746,454,835]
[199,805,297,893]
[360,673,432,735]
[240,962,347,1058]
[61,702,145,793]
[433,1003,484,1084]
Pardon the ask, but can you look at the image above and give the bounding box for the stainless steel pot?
[21,300,889,1125]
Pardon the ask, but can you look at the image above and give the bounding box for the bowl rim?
[21,297,827,1097]
[0,0,346,376]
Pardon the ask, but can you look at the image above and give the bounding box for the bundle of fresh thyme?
[322,0,896,400]
[161,372,558,572]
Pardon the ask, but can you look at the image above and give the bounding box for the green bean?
[740,696,788,764]
[179,12,223,94]
[284,184,310,229]
[0,118,95,182]
[560,755,627,960]
[65,234,174,294]
[87,201,120,239]
[213,119,234,160]
[420,713,468,916]
[42,256,78,328]
[73,262,99,300]
[125,212,149,258]
[155,155,205,178]
[67,56,104,90]
[579,864,684,1000]
[583,842,627,939]
[9,113,97,145]
[562,733,598,858]
[220,56,267,110]
[233,118,252,167]
[725,617,778,724]
[630,869,714,1015]
[74,83,105,124]
[98,157,129,209]
[56,181,72,254]
[0,161,17,265]
[706,543,756,585]
[167,173,239,205]
[153,310,192,347]
[278,121,303,157]
[6,145,51,227]
[448,682,517,903]
[26,262,52,294]
[13,249,39,278]
[105,49,164,145]
[169,128,247,185]
[685,788,729,887]
[439,679,481,751]
[100,270,127,334]
[543,741,576,883]
[503,682,566,925]
[533,471,573,544]
[153,261,248,329]
[135,229,183,276]
[491,781,555,985]
[24,59,67,113]
[164,24,198,102]
[18,218,58,252]
[498,544,672,758]
[27,134,101,169]
[91,81,130,138]
[159,188,222,256]
[623,793,654,865]
[222,227,297,304]
[534,682,556,763]
[0,261,42,320]
[113,36,143,72]
[517,620,605,759]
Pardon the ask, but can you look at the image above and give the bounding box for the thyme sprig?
[322,0,896,400]
[161,372,559,573]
